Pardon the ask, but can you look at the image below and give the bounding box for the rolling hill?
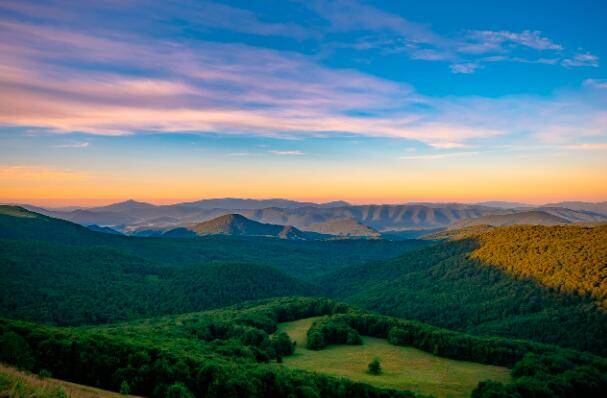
[304,217,380,237]
[448,210,570,229]
[175,213,310,239]
[322,224,607,355]
[1,297,605,398]
[0,205,429,325]
[0,237,314,325]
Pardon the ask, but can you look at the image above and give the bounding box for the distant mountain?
[177,198,349,210]
[168,214,309,239]
[305,218,379,237]
[474,201,531,209]
[16,199,607,236]
[88,199,157,213]
[448,210,570,229]
[542,201,607,216]
[86,224,123,235]
[539,206,607,223]
[237,204,507,232]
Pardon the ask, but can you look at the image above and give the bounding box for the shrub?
[368,357,382,375]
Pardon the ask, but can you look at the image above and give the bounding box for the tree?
[367,357,382,375]
[120,381,130,395]
[306,330,326,350]
[271,331,295,356]
[166,382,195,398]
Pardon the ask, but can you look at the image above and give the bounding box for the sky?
[0,0,606,206]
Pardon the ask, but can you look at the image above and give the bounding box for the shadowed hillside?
[323,225,607,355]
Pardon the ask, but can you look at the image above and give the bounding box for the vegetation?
[279,318,509,398]
[0,297,421,398]
[471,225,607,307]
[0,238,313,325]
[306,317,362,350]
[1,297,606,398]
[0,363,134,398]
[2,206,607,396]
[0,205,429,280]
[323,225,607,355]
[0,206,427,325]
[368,357,382,375]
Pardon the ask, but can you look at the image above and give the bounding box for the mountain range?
[13,198,607,238]
[163,213,313,239]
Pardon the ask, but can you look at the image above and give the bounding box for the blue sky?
[0,0,606,205]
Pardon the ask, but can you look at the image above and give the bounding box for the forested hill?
[0,206,428,325]
[0,205,429,279]
[0,238,314,325]
[471,225,607,307]
[2,297,606,398]
[322,224,607,355]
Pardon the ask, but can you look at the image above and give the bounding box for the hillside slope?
[305,217,380,237]
[448,210,570,229]
[0,238,313,325]
[323,225,607,355]
[0,205,428,280]
[185,213,308,239]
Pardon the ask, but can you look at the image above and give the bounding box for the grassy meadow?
[278,317,511,398]
[0,364,142,398]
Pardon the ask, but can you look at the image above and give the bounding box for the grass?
[278,317,511,398]
[0,363,141,398]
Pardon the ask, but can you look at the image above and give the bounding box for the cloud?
[306,1,594,72]
[0,2,605,152]
[583,79,607,89]
[53,141,89,148]
[562,52,599,68]
[450,63,482,74]
[400,151,478,160]
[461,30,562,53]
[567,143,607,150]
[429,142,470,149]
[0,165,88,180]
[269,150,305,156]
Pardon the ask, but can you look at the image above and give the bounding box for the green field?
[278,317,511,398]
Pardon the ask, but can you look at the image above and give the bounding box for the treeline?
[306,317,362,350]
[322,228,607,355]
[0,297,419,398]
[299,310,607,397]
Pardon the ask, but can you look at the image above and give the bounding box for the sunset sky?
[1,0,606,206]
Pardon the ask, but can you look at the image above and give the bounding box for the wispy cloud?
[562,52,599,68]
[0,0,604,152]
[0,165,88,180]
[53,141,89,148]
[307,0,596,73]
[583,79,607,89]
[460,30,562,53]
[450,63,482,74]
[269,150,306,156]
[400,151,478,160]
[567,143,607,150]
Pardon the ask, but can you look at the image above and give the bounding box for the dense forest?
[323,225,607,355]
[471,225,607,307]
[2,206,607,396]
[0,205,425,325]
[1,297,606,398]
[0,206,428,280]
